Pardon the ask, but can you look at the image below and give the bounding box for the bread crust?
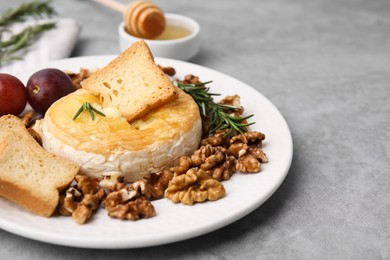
[0,115,79,217]
[82,40,178,122]
[0,179,58,217]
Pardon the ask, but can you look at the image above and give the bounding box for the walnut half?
[165,168,225,205]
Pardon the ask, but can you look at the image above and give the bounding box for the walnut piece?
[20,111,34,126]
[248,145,269,163]
[158,65,176,76]
[205,155,236,181]
[182,74,199,84]
[171,143,238,183]
[165,168,225,205]
[103,187,156,221]
[175,156,192,175]
[58,175,103,224]
[101,172,162,221]
[72,193,100,224]
[200,129,230,147]
[72,204,92,224]
[218,95,244,117]
[18,112,43,145]
[228,131,268,173]
[131,170,173,200]
[58,187,81,216]
[75,175,99,194]
[107,197,156,220]
[99,171,126,191]
[236,153,261,173]
[103,188,137,209]
[81,193,100,210]
[191,145,226,171]
[218,95,241,107]
[227,143,249,158]
[67,68,92,89]
[230,131,266,146]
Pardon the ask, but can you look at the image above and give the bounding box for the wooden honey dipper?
[94,0,166,39]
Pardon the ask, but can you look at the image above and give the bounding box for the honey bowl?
[118,13,200,61]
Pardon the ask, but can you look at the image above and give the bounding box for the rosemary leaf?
[72,105,85,121]
[73,102,106,121]
[89,109,95,121]
[90,106,107,117]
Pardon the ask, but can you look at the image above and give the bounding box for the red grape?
[26,68,75,114]
[0,73,28,117]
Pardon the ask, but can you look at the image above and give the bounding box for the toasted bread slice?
[0,115,79,217]
[82,40,178,122]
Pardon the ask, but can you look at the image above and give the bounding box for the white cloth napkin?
[0,18,81,74]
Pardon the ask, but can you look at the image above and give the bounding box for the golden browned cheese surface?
[44,87,200,156]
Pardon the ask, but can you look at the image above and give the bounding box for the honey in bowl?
[118,13,200,60]
[153,24,192,40]
[125,24,192,40]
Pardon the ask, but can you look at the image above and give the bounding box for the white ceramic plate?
[0,56,293,249]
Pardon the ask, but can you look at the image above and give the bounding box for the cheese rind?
[43,88,201,182]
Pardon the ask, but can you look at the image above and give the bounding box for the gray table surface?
[1,0,389,259]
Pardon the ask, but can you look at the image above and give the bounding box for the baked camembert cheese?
[42,41,202,182]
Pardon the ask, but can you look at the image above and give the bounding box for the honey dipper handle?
[94,0,126,13]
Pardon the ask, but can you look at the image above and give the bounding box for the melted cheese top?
[44,87,201,156]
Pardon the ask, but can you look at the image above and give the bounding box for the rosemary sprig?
[0,0,56,27]
[0,0,57,64]
[0,22,56,62]
[175,80,255,136]
[73,102,106,121]
[208,103,255,136]
[174,80,215,116]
